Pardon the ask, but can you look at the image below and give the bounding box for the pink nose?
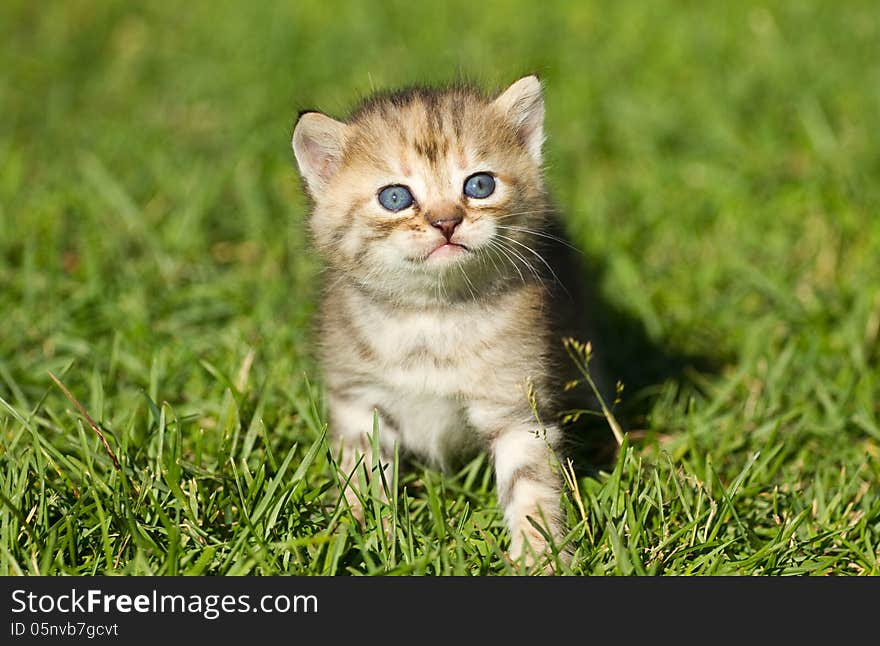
[430,216,462,241]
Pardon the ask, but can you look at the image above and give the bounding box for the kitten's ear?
[292,111,350,193]
[492,75,545,164]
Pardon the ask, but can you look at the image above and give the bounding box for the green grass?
[1,0,879,575]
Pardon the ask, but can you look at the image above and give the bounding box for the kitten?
[292,76,593,568]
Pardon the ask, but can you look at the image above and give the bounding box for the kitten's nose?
[429,215,463,241]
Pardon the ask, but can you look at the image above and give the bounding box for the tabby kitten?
[292,76,581,567]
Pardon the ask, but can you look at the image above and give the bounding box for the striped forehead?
[352,93,479,176]
[399,104,466,178]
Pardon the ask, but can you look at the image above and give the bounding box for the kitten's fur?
[292,76,592,568]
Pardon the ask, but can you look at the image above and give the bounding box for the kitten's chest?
[350,296,522,396]
[329,284,547,397]
[367,306,491,367]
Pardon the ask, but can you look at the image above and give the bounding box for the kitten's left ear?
[493,75,545,164]
[292,111,350,194]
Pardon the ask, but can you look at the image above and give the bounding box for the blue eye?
[377,185,414,212]
[463,173,496,199]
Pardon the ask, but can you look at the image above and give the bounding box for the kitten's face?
[293,77,546,299]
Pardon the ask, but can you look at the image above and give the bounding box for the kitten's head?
[292,76,548,301]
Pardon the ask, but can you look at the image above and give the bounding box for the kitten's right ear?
[292,111,350,194]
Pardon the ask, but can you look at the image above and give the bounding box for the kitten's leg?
[493,428,565,568]
[326,389,399,522]
[470,402,565,569]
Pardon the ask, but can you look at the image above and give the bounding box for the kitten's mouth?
[426,242,469,262]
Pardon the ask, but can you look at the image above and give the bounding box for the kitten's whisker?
[457,263,478,302]
[496,234,557,280]
[492,204,556,215]
[495,239,539,277]
[496,234,566,294]
[495,225,583,253]
[487,240,526,285]
[480,244,503,277]
[494,239,543,286]
[492,208,557,222]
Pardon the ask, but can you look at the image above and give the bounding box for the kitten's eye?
[463,173,496,199]
[377,185,414,212]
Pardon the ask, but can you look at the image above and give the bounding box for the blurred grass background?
[1,0,878,574]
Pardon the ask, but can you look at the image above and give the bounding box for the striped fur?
[292,76,571,569]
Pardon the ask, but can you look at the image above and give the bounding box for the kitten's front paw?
[508,525,563,575]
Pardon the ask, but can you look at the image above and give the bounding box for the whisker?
[480,243,503,277]
[495,234,567,294]
[493,239,543,285]
[492,209,557,222]
[457,263,478,302]
[439,266,448,302]
[486,240,526,285]
[494,225,583,253]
